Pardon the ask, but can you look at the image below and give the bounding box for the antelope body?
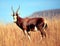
[11,7,47,40]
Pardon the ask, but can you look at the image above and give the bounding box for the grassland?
[0,18,60,46]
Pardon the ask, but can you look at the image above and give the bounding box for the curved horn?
[11,6,14,13]
[16,6,20,13]
[11,6,15,16]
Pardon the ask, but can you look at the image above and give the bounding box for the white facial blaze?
[14,15,17,22]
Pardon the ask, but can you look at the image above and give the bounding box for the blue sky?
[0,0,60,23]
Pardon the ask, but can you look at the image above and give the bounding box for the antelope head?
[11,6,20,22]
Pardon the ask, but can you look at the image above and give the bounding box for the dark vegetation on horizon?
[29,9,60,19]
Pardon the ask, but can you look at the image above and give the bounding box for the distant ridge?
[29,9,60,19]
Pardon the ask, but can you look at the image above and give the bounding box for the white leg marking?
[28,32,30,34]
[24,30,31,40]
[43,23,46,29]
[40,36,42,40]
[28,35,31,40]
[34,26,37,31]
[24,30,27,35]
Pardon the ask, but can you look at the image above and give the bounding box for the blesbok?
[11,7,47,40]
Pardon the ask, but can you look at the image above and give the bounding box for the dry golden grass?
[0,18,60,46]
